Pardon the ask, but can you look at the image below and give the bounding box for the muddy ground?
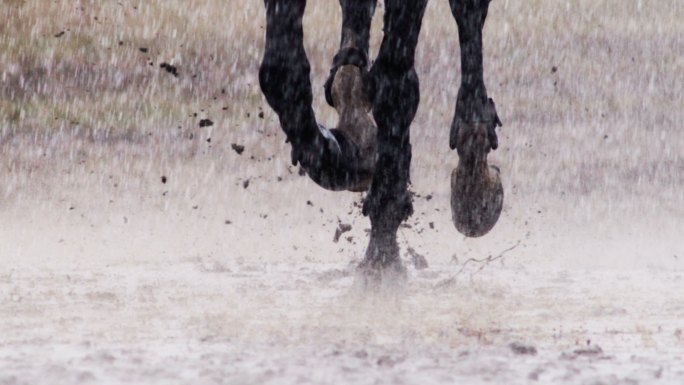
[1,0,683,384]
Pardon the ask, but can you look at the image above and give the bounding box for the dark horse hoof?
[450,121,503,237]
[290,64,376,192]
[451,164,503,237]
[330,64,377,192]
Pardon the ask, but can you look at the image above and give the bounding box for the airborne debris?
[139,47,148,53]
[54,31,65,38]
[161,175,167,184]
[243,179,250,189]
[333,223,352,243]
[231,143,245,155]
[407,247,428,270]
[160,62,179,77]
[199,119,213,128]
[509,342,537,355]
[572,345,603,357]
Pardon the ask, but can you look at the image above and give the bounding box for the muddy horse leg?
[322,0,378,192]
[448,0,504,237]
[259,0,369,191]
[358,0,428,280]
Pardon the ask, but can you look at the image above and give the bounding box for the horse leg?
[448,0,504,237]
[358,0,428,281]
[322,0,378,192]
[259,0,369,191]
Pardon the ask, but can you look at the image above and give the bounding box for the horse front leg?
[358,0,428,282]
[448,0,504,237]
[259,0,369,191]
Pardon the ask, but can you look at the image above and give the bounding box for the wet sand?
[2,0,683,383]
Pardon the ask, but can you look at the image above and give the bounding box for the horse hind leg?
[259,0,370,191]
[357,0,428,283]
[448,0,504,237]
[322,0,378,192]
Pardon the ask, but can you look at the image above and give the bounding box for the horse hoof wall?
[451,165,503,237]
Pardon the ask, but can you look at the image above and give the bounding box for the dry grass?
[1,0,682,256]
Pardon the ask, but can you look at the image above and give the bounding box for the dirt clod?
[333,223,352,243]
[573,345,603,357]
[509,342,537,355]
[407,247,428,270]
[231,144,245,155]
[199,119,213,128]
[160,62,179,77]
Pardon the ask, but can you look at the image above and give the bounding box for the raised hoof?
[331,65,377,192]
[451,163,503,238]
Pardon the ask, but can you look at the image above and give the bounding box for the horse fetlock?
[450,96,501,153]
[358,227,405,274]
[363,188,413,228]
[291,126,376,192]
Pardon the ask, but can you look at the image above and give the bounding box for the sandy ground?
[2,0,684,384]
[1,259,684,384]
[1,134,682,384]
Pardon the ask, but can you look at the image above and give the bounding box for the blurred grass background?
[1,0,682,267]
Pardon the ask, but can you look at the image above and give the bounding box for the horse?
[258,0,503,282]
